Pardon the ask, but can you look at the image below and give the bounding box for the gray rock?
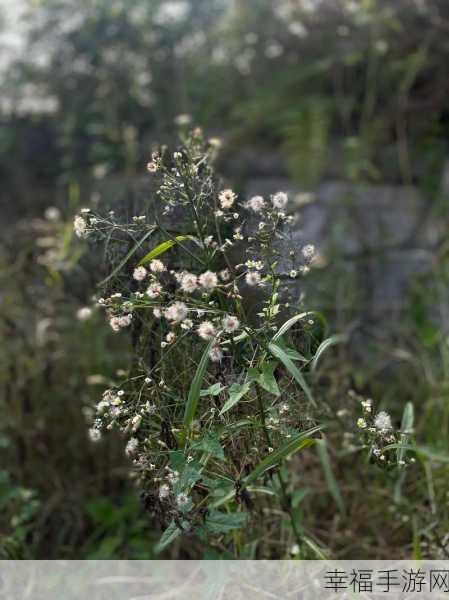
[245,177,443,319]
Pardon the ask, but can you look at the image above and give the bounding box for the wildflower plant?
[352,391,416,469]
[75,129,326,557]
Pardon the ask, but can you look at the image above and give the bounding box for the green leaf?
[311,334,348,371]
[383,444,449,463]
[243,425,322,485]
[397,402,414,463]
[98,227,156,286]
[200,383,226,397]
[175,461,202,492]
[204,510,248,534]
[183,341,213,429]
[202,477,233,498]
[316,439,345,515]
[226,331,249,344]
[138,235,192,266]
[292,488,310,508]
[272,311,315,341]
[272,310,328,341]
[155,519,187,554]
[248,362,280,396]
[268,342,315,406]
[191,432,225,460]
[302,536,328,559]
[169,451,186,472]
[273,340,307,362]
[219,382,252,415]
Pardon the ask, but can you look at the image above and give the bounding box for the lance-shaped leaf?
[191,431,225,460]
[139,235,192,266]
[243,425,322,485]
[155,519,188,554]
[204,510,248,534]
[268,342,315,406]
[272,311,314,341]
[200,383,226,397]
[397,402,414,463]
[316,438,345,515]
[219,382,252,415]
[382,444,449,463]
[311,334,348,371]
[272,310,328,342]
[183,341,213,429]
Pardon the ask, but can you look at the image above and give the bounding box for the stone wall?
[246,177,446,328]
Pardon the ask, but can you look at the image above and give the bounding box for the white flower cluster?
[73,215,88,238]
[219,188,237,209]
[156,466,191,511]
[80,133,319,521]
[351,390,404,466]
[109,313,133,332]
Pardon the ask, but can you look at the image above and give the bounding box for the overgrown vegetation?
[1,0,449,560]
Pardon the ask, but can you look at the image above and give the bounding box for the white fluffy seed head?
[125,437,139,456]
[109,317,121,332]
[88,427,101,442]
[272,191,288,210]
[246,195,265,213]
[164,301,188,323]
[118,314,132,328]
[197,321,217,340]
[146,283,163,298]
[180,272,198,293]
[301,244,315,262]
[199,270,218,291]
[149,259,166,273]
[209,345,223,362]
[176,492,189,507]
[374,411,392,432]
[219,188,237,209]
[222,315,240,333]
[74,215,88,238]
[133,266,148,281]
[77,306,93,321]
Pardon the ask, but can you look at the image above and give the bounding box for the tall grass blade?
[302,536,329,559]
[139,235,192,266]
[316,439,345,514]
[243,425,322,485]
[311,334,348,371]
[397,402,414,463]
[183,341,213,429]
[268,342,315,406]
[383,444,449,463]
[272,311,316,341]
